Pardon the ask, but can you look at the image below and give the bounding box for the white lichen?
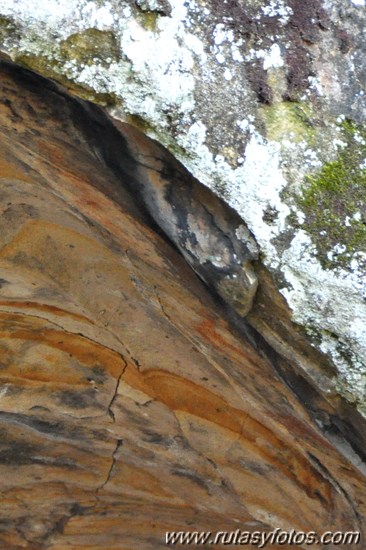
[0,0,206,137]
[261,0,293,24]
[281,230,366,410]
[246,43,284,70]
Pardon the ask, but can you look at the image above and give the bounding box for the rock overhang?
[1,0,366,413]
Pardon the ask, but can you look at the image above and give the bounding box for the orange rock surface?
[0,60,365,549]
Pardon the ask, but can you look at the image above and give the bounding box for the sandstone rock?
[0,59,365,548]
[0,0,365,414]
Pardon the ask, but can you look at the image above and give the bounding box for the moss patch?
[0,16,20,42]
[261,101,316,143]
[60,28,120,66]
[138,11,159,32]
[125,113,155,134]
[15,53,118,106]
[298,119,366,270]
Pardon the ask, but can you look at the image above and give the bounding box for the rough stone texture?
[1,0,366,413]
[135,0,172,16]
[95,120,260,316]
[0,59,366,548]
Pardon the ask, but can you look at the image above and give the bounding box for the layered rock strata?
[1,0,366,413]
[0,60,365,548]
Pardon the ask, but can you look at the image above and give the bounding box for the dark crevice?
[155,291,173,324]
[124,348,141,371]
[96,439,123,496]
[307,452,363,531]
[107,359,128,422]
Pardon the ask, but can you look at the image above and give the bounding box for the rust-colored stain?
[38,140,66,167]
[124,367,333,505]
[196,318,249,361]
[0,312,125,380]
[0,153,31,182]
[113,462,176,499]
[0,300,94,324]
[269,409,335,451]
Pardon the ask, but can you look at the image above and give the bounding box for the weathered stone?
[101,121,259,316]
[135,0,172,16]
[0,60,366,548]
[1,0,366,412]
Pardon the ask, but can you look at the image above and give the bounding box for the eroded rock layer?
[1,0,366,412]
[0,61,365,549]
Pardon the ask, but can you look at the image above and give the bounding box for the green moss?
[261,101,316,144]
[125,114,154,133]
[0,15,15,29]
[60,28,120,66]
[15,53,118,106]
[14,27,120,105]
[15,52,63,81]
[140,11,159,31]
[298,119,366,270]
[0,15,20,42]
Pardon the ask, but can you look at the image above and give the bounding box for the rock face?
[1,0,366,414]
[0,60,366,548]
[96,120,260,317]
